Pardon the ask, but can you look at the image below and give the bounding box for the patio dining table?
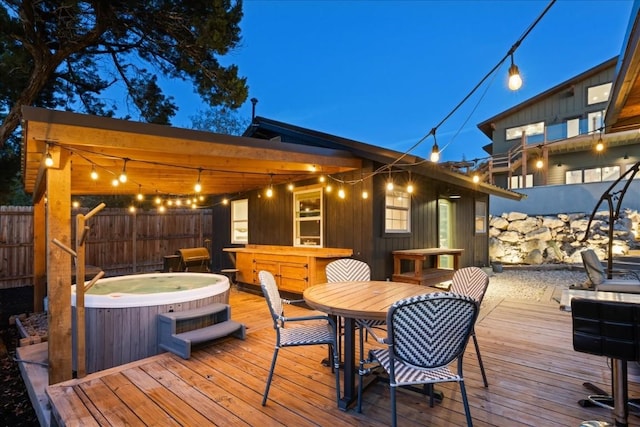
[303,280,433,410]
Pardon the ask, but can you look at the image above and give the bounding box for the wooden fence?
[0,206,213,289]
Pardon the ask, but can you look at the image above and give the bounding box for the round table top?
[303,280,434,321]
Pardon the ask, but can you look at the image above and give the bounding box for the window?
[509,174,533,189]
[602,166,620,181]
[587,110,605,133]
[231,199,248,244]
[475,200,487,234]
[505,121,544,141]
[294,188,323,247]
[584,168,602,183]
[566,170,582,184]
[587,82,612,105]
[566,118,580,138]
[385,189,410,233]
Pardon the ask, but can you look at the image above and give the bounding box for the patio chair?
[363,292,478,427]
[258,270,340,406]
[580,249,640,293]
[449,266,490,387]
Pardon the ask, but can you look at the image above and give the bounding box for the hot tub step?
[157,304,246,359]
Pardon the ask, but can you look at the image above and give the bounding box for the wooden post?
[46,148,73,384]
[75,214,87,378]
[33,197,46,313]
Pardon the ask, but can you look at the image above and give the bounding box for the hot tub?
[71,272,230,373]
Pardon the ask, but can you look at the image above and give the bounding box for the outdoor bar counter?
[224,245,352,294]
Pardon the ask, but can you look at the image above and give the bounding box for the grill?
[174,247,211,272]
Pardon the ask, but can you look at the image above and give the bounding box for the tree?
[0,0,249,150]
[190,107,250,136]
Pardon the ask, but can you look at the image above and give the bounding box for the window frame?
[384,188,411,234]
[293,187,324,247]
[230,199,248,244]
[587,82,612,106]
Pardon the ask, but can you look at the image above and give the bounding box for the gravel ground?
[483,266,585,305]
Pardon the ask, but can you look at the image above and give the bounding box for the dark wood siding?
[211,163,490,285]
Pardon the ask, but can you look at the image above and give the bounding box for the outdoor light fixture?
[222,198,229,205]
[430,130,440,163]
[319,175,326,183]
[595,134,605,152]
[338,187,346,199]
[194,169,202,193]
[406,182,414,194]
[536,159,544,169]
[325,183,332,193]
[287,182,294,191]
[473,174,480,183]
[90,165,99,180]
[361,190,369,199]
[44,145,54,167]
[119,159,128,183]
[266,174,274,198]
[508,53,522,91]
[154,194,162,205]
[386,170,394,191]
[136,185,144,201]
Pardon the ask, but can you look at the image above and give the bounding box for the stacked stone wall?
[489,208,640,265]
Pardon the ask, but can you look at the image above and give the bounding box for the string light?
[361,190,369,199]
[44,145,54,167]
[508,53,523,91]
[222,198,229,205]
[595,131,605,152]
[194,168,202,193]
[319,175,326,183]
[473,174,480,183]
[128,205,136,213]
[430,129,440,163]
[406,171,414,194]
[338,187,346,199]
[386,170,394,191]
[90,165,99,180]
[111,178,119,187]
[266,174,274,198]
[287,182,294,191]
[535,158,544,169]
[118,159,128,183]
[136,185,144,201]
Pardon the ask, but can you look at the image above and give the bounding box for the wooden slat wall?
[0,207,212,289]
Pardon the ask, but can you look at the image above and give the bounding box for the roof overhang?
[606,3,640,133]
[21,107,362,200]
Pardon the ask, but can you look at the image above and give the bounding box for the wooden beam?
[46,149,73,384]
[33,196,46,313]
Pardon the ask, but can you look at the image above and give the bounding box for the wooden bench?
[157,303,246,359]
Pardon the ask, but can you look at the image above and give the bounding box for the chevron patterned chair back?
[450,266,490,387]
[325,258,371,282]
[258,270,340,406]
[367,292,478,427]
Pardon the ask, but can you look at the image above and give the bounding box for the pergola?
[21,106,361,383]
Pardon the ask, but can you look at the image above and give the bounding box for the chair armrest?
[282,298,306,305]
[283,314,335,326]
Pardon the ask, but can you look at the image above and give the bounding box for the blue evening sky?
[168,0,634,163]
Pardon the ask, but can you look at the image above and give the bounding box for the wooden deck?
[45,287,640,426]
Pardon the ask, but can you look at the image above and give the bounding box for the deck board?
[45,287,640,426]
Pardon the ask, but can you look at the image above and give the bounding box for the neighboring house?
[477,56,639,191]
[210,116,523,284]
[477,59,640,215]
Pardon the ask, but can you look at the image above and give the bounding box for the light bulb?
[129,205,136,213]
[194,182,202,193]
[338,188,345,199]
[90,167,98,180]
[407,183,414,194]
[430,144,440,163]
[119,171,127,183]
[362,190,369,199]
[536,159,544,169]
[112,178,119,187]
[266,187,273,198]
[44,151,54,167]
[473,174,480,183]
[508,63,522,91]
[136,193,144,201]
[386,181,394,191]
[596,139,604,152]
[287,182,294,191]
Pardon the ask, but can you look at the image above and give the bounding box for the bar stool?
[571,297,640,426]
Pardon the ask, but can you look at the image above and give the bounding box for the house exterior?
[477,56,639,192]
[210,117,522,287]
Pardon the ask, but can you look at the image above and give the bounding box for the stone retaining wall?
[489,208,640,265]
